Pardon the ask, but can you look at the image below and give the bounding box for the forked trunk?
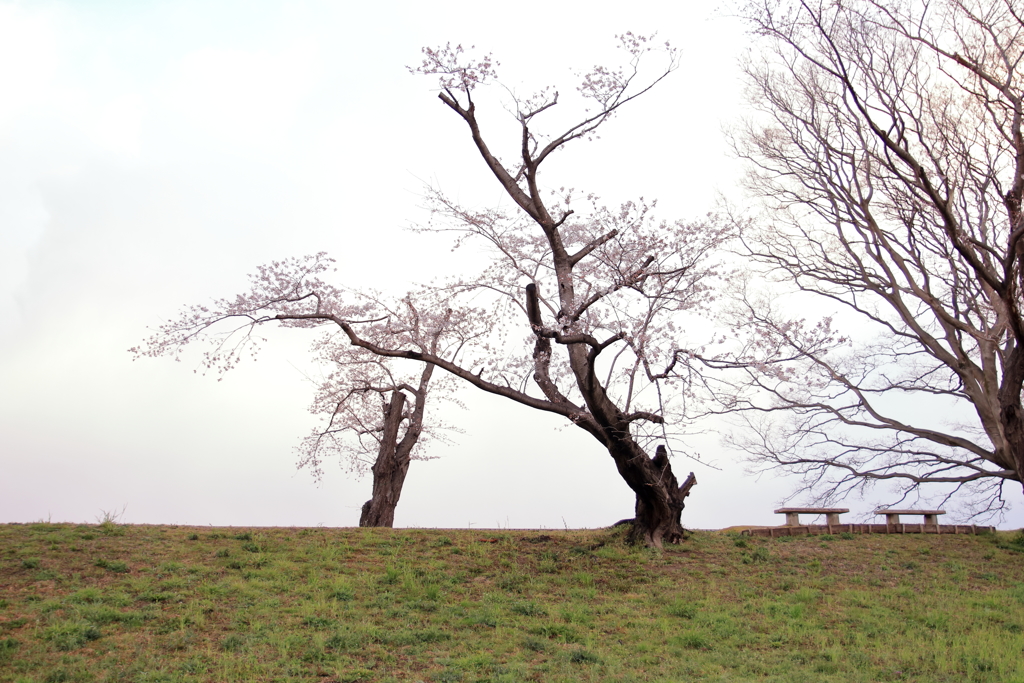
[359,391,411,528]
[612,444,697,547]
[358,364,434,527]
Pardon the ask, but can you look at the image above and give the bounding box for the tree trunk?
[631,461,697,546]
[611,444,697,546]
[359,391,411,528]
[998,345,1024,493]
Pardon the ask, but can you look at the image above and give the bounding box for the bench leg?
[785,513,800,526]
[825,513,841,526]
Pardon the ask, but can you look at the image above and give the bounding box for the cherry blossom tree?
[404,36,728,546]
[298,338,459,528]
[718,0,1024,516]
[132,256,469,527]
[135,37,728,546]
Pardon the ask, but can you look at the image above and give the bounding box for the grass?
[1,523,1023,682]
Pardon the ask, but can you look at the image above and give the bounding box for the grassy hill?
[1,522,1023,682]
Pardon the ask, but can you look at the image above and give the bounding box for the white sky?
[1,0,1020,531]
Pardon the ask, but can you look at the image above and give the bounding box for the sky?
[1,0,1021,531]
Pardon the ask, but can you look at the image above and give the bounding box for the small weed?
[528,623,579,642]
[0,637,20,661]
[326,631,366,651]
[840,531,856,540]
[497,572,527,592]
[742,547,771,564]
[95,558,129,573]
[233,532,252,541]
[330,584,356,601]
[21,558,40,569]
[569,648,600,664]
[521,636,548,652]
[792,587,822,603]
[412,599,440,612]
[511,601,547,617]
[733,537,749,548]
[43,620,102,651]
[380,566,402,585]
[676,632,710,649]
[388,628,450,645]
[96,505,128,535]
[241,542,261,553]
[214,549,230,558]
[246,555,271,568]
[465,610,498,628]
[667,600,697,619]
[186,533,199,541]
[573,572,595,588]
[432,536,454,547]
[220,634,247,652]
[997,531,1024,553]
[303,616,335,629]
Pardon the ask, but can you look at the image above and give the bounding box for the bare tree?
[718,0,1024,514]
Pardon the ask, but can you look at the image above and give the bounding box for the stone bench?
[774,507,850,526]
[876,509,945,527]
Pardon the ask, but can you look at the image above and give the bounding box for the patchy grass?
[1,523,1023,682]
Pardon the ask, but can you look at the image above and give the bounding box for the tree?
[719,0,1024,514]
[133,257,465,528]
[405,37,727,546]
[135,37,726,546]
[298,335,455,528]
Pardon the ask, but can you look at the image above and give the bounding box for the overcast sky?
[2,0,1020,531]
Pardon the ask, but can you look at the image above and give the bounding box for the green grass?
[1,523,1023,682]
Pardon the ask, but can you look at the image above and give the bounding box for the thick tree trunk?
[997,345,1024,492]
[359,391,411,528]
[358,364,434,528]
[632,462,697,546]
[609,444,697,547]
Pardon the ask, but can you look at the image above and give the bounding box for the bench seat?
[876,509,945,525]
[774,507,850,526]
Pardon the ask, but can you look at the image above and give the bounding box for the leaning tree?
[133,258,467,527]
[404,37,727,546]
[716,0,1024,515]
[298,316,462,528]
[135,37,727,546]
